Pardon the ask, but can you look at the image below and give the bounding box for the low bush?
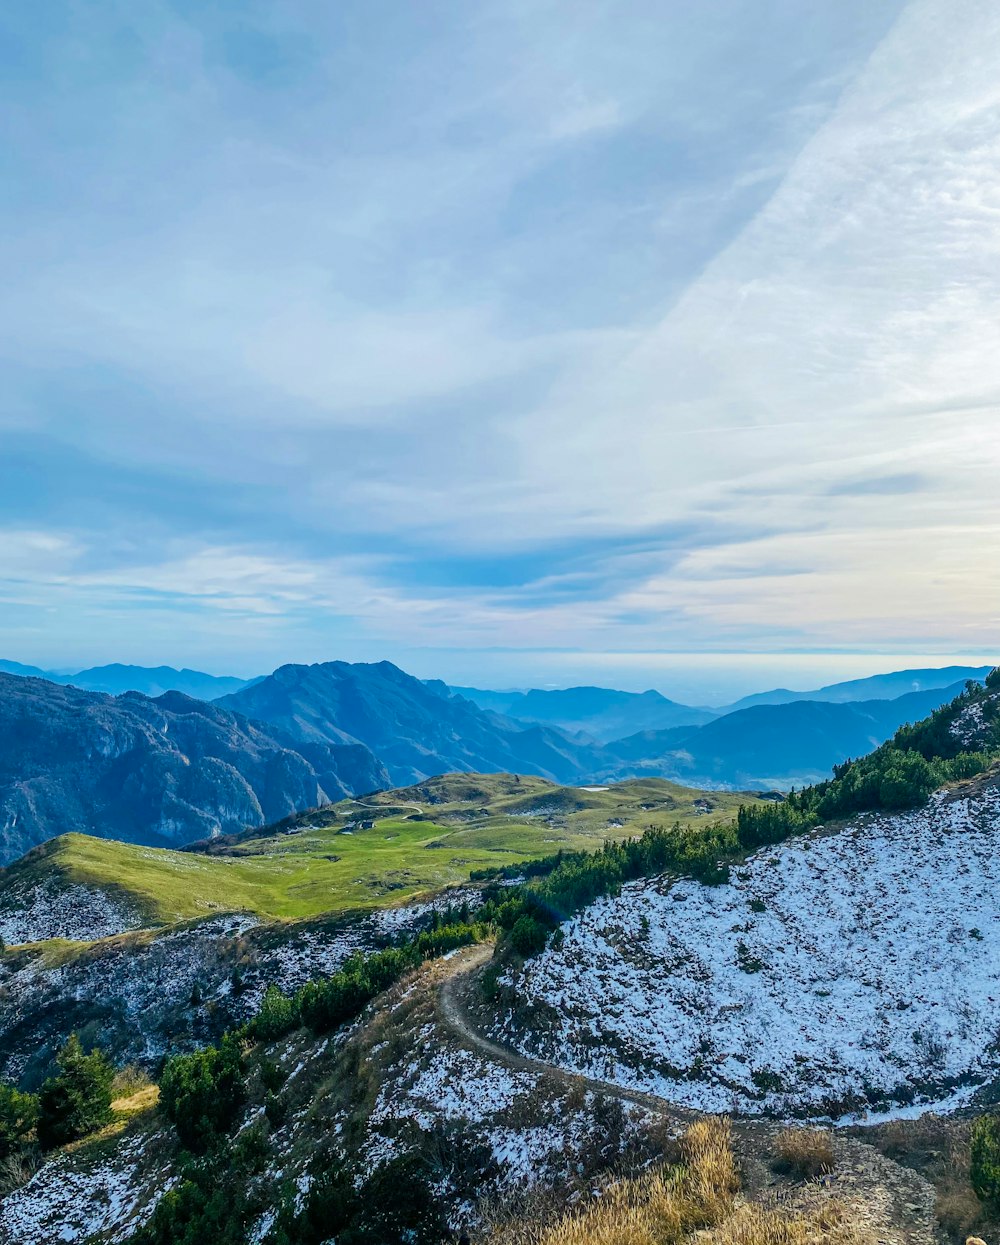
[112,1064,153,1099]
[253,985,298,1042]
[412,920,485,959]
[509,914,550,957]
[0,1083,38,1159]
[132,1167,252,1245]
[143,1147,448,1245]
[971,1113,1000,1212]
[158,1035,246,1153]
[129,1130,267,1245]
[297,946,419,1034]
[245,922,490,1047]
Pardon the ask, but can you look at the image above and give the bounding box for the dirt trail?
[438,943,695,1119]
[436,945,939,1245]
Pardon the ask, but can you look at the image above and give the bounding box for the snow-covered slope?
[0,878,142,945]
[0,1126,173,1245]
[498,774,1000,1118]
[0,888,481,1082]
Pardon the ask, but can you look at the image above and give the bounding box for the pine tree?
[37,1033,114,1149]
[0,1082,39,1157]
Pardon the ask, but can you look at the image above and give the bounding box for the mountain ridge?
[216,659,608,786]
[0,659,257,699]
[722,663,992,711]
[0,674,388,864]
[442,682,716,742]
[599,679,980,788]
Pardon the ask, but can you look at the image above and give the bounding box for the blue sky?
[1,0,998,700]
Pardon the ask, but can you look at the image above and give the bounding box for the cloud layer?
[0,0,997,691]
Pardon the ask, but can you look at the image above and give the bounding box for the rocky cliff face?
[0,675,389,863]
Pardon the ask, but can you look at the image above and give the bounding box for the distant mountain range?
[216,661,607,787]
[441,684,715,743]
[0,674,387,864]
[0,657,992,862]
[599,681,975,788]
[450,664,992,735]
[2,658,986,735]
[721,665,993,711]
[0,660,256,700]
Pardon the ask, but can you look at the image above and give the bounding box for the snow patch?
[0,1130,172,1244]
[0,881,142,945]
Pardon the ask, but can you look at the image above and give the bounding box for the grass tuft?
[486,1118,875,1245]
[772,1128,836,1179]
[708,1199,870,1245]
[487,1117,738,1245]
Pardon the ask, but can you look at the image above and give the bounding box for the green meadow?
[4,774,761,928]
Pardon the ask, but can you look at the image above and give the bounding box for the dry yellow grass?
[487,1118,871,1245]
[708,1200,871,1245]
[488,1117,739,1245]
[111,1085,160,1117]
[772,1129,836,1179]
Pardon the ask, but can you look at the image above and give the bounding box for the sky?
[1,0,998,701]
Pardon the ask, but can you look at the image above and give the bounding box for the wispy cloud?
[1,0,996,689]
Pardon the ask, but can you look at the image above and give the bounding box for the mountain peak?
[217,659,605,787]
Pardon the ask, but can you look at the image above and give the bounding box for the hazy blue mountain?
[601,681,973,789]
[439,684,527,716]
[443,683,715,743]
[0,674,388,864]
[64,663,258,699]
[219,661,607,787]
[0,660,52,678]
[0,659,258,699]
[724,665,992,712]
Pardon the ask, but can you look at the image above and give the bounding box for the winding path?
[438,943,694,1119]
[435,944,939,1245]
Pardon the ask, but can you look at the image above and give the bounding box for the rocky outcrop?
[0,675,389,863]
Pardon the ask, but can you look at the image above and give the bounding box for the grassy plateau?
[1,773,763,929]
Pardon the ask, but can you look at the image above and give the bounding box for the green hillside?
[2,774,761,929]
